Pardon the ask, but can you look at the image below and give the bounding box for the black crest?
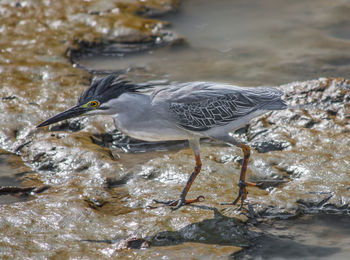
[78,74,150,105]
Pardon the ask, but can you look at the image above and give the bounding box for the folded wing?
[152,82,286,131]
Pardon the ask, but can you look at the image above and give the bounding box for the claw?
[170,198,185,211]
[256,182,264,189]
[148,195,205,210]
[220,181,247,209]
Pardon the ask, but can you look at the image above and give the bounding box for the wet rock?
[255,180,289,190]
[48,118,86,132]
[253,195,350,220]
[243,78,350,155]
[296,196,350,215]
[125,237,150,249]
[0,185,50,196]
[65,0,183,67]
[84,196,109,209]
[297,195,333,208]
[257,209,302,221]
[149,209,257,247]
[87,0,179,18]
[80,236,150,249]
[280,78,350,130]
[2,96,17,101]
[251,139,290,153]
[274,164,307,178]
[106,173,132,188]
[68,30,185,66]
[135,1,179,17]
[0,150,48,205]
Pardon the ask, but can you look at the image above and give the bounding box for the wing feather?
[151,82,286,131]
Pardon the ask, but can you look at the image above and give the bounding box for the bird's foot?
[149,195,205,210]
[220,180,248,210]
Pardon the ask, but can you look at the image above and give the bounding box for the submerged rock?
[67,30,185,66]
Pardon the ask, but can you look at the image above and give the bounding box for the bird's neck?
[109,92,151,115]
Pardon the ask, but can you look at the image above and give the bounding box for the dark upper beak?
[37,105,88,128]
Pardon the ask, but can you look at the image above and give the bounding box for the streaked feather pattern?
[152,82,286,131]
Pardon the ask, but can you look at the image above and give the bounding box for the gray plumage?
[150,81,286,134]
[38,75,287,140]
[153,82,287,131]
[37,74,289,210]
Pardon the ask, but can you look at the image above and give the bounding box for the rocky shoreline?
[1,0,349,258]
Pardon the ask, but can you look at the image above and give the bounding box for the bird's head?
[37,75,146,128]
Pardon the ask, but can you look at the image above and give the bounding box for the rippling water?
[80,0,350,85]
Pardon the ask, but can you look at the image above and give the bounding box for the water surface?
[80,0,350,85]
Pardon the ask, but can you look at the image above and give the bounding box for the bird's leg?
[152,139,204,210]
[221,143,260,209]
[153,154,204,210]
[233,144,250,208]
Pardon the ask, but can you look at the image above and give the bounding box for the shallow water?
[0,0,350,259]
[79,0,350,85]
[241,214,350,259]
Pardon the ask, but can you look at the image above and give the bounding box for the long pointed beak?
[37,105,88,128]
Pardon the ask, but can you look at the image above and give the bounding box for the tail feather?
[261,98,288,111]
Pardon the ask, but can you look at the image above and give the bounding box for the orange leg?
[221,144,260,209]
[153,154,204,210]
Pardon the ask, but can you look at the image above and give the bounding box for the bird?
[37,74,287,210]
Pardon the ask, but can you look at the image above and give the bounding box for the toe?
[171,199,185,211]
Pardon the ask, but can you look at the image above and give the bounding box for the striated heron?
[37,75,287,210]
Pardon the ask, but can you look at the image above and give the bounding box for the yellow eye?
[89,100,100,108]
